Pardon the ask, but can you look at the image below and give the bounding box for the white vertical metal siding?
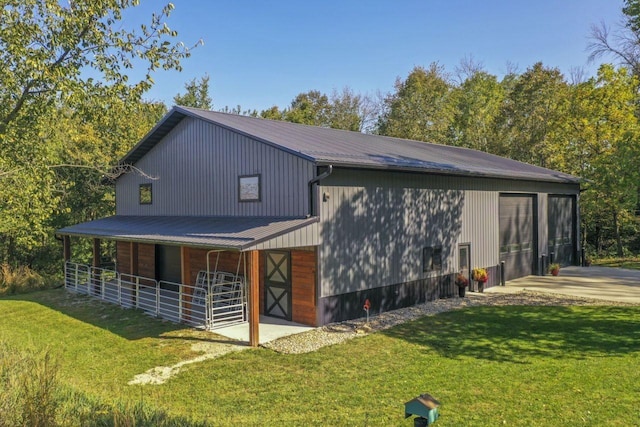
[116,117,315,217]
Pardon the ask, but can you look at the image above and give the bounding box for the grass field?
[1,289,639,425]
[593,257,640,270]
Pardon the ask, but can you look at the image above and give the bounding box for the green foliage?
[284,90,331,126]
[0,1,187,271]
[173,74,213,109]
[563,65,640,256]
[593,256,640,269]
[259,87,371,131]
[623,0,640,33]
[494,62,569,165]
[0,342,208,426]
[0,343,58,427]
[0,1,192,133]
[377,63,453,143]
[56,391,211,426]
[326,87,364,131]
[0,263,48,295]
[450,71,504,151]
[260,105,286,120]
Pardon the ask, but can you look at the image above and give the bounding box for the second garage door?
[548,195,575,266]
[499,195,536,281]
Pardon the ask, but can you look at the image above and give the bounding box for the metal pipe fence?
[63,261,243,330]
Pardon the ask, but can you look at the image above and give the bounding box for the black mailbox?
[404,393,440,426]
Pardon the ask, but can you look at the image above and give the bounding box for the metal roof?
[118,106,581,184]
[57,215,319,251]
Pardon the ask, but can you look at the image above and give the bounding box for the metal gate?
[194,270,247,329]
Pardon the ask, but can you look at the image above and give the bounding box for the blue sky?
[123,1,624,112]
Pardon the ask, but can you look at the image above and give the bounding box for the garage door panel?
[500,195,536,281]
[548,196,575,266]
[501,251,534,281]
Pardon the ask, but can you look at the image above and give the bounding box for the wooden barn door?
[264,251,292,320]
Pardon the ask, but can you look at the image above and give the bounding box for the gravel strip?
[262,291,636,354]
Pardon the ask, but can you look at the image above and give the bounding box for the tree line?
[1,1,639,280]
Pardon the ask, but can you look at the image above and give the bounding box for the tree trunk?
[613,211,624,257]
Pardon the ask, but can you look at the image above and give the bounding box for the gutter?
[308,165,333,216]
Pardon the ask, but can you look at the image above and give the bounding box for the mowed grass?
[593,257,640,270]
[1,289,639,426]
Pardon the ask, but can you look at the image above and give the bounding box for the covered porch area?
[215,315,315,344]
[57,215,320,347]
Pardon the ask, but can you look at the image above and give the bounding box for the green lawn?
[1,289,639,426]
[593,257,640,270]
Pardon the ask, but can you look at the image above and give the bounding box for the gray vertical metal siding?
[538,193,548,257]
[250,223,319,250]
[318,169,579,298]
[459,190,499,271]
[116,117,315,217]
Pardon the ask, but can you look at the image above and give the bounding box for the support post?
[92,238,101,268]
[92,238,101,296]
[63,236,71,262]
[248,250,260,347]
[129,242,138,275]
[180,246,191,322]
[130,242,139,307]
[62,236,71,287]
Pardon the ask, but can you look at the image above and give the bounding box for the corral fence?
[64,261,247,330]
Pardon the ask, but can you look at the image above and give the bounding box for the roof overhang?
[57,216,319,251]
[315,161,583,185]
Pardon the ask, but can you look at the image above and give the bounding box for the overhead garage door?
[500,195,536,281]
[548,195,575,266]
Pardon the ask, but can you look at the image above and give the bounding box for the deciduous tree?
[173,74,213,109]
[563,65,640,256]
[0,1,193,267]
[493,62,569,166]
[449,71,504,152]
[376,64,453,144]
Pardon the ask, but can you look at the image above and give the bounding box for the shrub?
[548,263,561,274]
[0,263,48,295]
[0,342,209,426]
[0,343,59,427]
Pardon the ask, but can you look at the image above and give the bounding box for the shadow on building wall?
[319,183,464,322]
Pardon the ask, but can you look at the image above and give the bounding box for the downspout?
[308,165,333,216]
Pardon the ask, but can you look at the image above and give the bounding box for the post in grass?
[363,298,371,323]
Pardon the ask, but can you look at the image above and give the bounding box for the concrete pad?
[485,266,640,304]
[214,315,315,345]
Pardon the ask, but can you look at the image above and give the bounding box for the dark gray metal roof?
[57,215,319,251]
[118,106,580,184]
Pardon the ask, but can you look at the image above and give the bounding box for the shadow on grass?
[383,305,640,363]
[2,288,234,344]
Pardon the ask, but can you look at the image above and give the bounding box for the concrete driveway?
[485,266,640,304]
